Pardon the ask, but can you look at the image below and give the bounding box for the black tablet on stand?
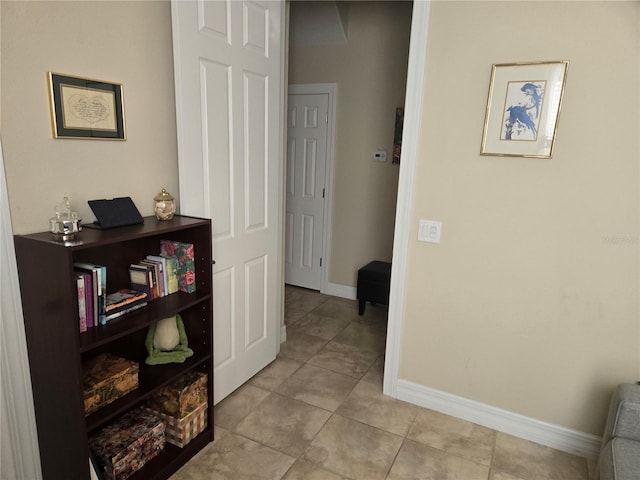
[85,197,144,229]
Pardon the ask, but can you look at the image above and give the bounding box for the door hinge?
[325,113,328,124]
[320,257,323,267]
[322,188,325,198]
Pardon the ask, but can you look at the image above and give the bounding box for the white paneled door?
[285,93,329,290]
[172,0,284,404]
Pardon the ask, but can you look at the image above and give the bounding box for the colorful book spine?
[162,256,179,295]
[84,272,94,328]
[146,255,168,297]
[104,301,148,322]
[160,240,196,293]
[74,263,107,325]
[75,270,94,328]
[139,259,162,298]
[76,273,87,333]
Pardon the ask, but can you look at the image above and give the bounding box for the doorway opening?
[284,1,413,302]
[283,2,415,383]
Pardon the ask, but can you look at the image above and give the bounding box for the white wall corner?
[383,0,431,399]
[396,379,602,460]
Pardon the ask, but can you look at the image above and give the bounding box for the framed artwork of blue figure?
[481,61,568,158]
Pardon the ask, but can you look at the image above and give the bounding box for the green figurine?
[145,314,193,365]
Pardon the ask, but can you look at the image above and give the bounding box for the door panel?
[285,93,329,290]
[172,0,283,404]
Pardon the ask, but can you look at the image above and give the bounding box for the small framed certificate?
[48,72,126,140]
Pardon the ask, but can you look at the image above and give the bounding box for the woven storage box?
[146,371,207,418]
[146,371,208,447]
[146,401,207,448]
[83,353,139,416]
[89,408,165,480]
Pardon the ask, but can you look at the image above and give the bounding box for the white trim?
[383,1,431,397]
[0,137,42,479]
[287,83,337,297]
[325,282,356,300]
[276,1,289,356]
[396,379,602,459]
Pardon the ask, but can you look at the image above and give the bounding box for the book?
[74,263,107,325]
[145,255,168,297]
[105,289,148,312]
[129,264,153,298]
[82,272,94,329]
[160,240,196,293]
[76,273,87,333]
[104,297,147,318]
[139,259,162,298]
[162,255,179,295]
[104,301,148,322]
[75,270,94,328]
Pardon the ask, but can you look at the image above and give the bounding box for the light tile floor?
[171,286,596,480]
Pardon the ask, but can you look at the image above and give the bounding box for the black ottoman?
[357,261,391,315]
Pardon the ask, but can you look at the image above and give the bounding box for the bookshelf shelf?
[14,215,214,480]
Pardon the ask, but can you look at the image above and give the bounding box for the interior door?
[172,0,284,404]
[285,93,329,290]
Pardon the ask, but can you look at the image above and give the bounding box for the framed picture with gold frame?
[480,61,568,158]
[48,72,126,140]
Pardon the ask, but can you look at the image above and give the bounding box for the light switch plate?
[373,150,387,162]
[418,220,442,243]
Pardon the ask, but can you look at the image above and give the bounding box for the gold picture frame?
[48,72,126,140]
[480,61,568,158]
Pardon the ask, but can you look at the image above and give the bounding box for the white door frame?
[383,1,431,398]
[287,83,337,296]
[1,138,42,479]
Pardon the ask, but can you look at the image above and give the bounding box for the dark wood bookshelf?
[13,215,214,480]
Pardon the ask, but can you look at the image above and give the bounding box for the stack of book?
[103,289,148,322]
[129,254,179,300]
[74,241,195,333]
[74,262,107,332]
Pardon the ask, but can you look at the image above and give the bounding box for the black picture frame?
[48,72,126,140]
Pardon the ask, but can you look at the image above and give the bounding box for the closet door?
[172,0,285,404]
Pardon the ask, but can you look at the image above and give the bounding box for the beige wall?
[400,1,639,436]
[288,2,412,287]
[1,1,178,235]
[4,0,637,443]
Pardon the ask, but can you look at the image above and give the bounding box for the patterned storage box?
[89,408,165,480]
[146,371,207,418]
[146,371,208,447]
[83,353,139,416]
[146,402,207,448]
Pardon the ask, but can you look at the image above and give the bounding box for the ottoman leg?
[358,300,366,315]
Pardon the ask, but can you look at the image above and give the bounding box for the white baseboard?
[280,324,287,344]
[396,379,602,459]
[325,282,357,300]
